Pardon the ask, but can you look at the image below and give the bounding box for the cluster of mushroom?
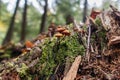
[54,26,71,38]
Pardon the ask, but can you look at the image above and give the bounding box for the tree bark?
[39,0,48,33]
[20,0,27,42]
[2,0,20,45]
[82,0,88,23]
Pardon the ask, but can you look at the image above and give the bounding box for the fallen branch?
[0,47,42,76]
[64,57,72,76]
[86,17,91,62]
[63,55,81,80]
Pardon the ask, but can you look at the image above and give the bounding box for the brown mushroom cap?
[62,30,70,36]
[49,23,55,28]
[48,27,53,31]
[57,25,62,28]
[55,33,63,37]
[78,29,83,33]
[48,23,56,31]
[56,27,66,32]
[78,29,86,34]
[73,27,78,32]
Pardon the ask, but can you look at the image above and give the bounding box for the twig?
[86,18,91,62]
[97,66,114,80]
[54,63,60,74]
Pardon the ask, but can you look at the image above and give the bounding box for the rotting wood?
[63,55,81,80]
[64,57,72,76]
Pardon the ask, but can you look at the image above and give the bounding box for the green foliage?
[95,18,102,27]
[56,0,80,17]
[0,1,11,44]
[26,4,41,39]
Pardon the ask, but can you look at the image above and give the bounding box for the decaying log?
[99,5,120,48]
[99,5,120,37]
[63,55,81,80]
[0,47,42,78]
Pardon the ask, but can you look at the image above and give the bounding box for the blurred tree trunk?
[2,0,20,45]
[20,0,27,42]
[82,0,88,23]
[39,0,48,33]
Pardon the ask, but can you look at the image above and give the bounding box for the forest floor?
[0,5,120,80]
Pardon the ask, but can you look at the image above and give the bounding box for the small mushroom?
[73,27,78,32]
[48,23,55,28]
[56,27,66,33]
[62,30,70,36]
[57,25,62,28]
[48,27,53,31]
[78,29,83,33]
[48,23,56,31]
[78,29,86,34]
[55,33,63,38]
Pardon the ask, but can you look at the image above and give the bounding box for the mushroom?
[48,23,55,30]
[56,27,66,33]
[73,27,79,32]
[48,27,53,31]
[48,23,56,37]
[55,33,63,38]
[57,25,62,28]
[78,29,83,33]
[62,30,70,36]
[78,29,86,34]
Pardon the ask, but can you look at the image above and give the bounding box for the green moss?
[95,18,102,27]
[91,18,107,49]
[37,33,85,79]
[16,63,28,77]
[0,29,85,79]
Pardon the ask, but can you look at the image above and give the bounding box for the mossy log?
[0,47,42,79]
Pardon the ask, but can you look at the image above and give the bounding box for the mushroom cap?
[48,23,56,31]
[48,27,53,31]
[78,29,83,33]
[49,23,55,28]
[55,33,63,37]
[57,25,62,28]
[73,27,78,32]
[62,30,70,36]
[78,29,86,34]
[56,27,66,32]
